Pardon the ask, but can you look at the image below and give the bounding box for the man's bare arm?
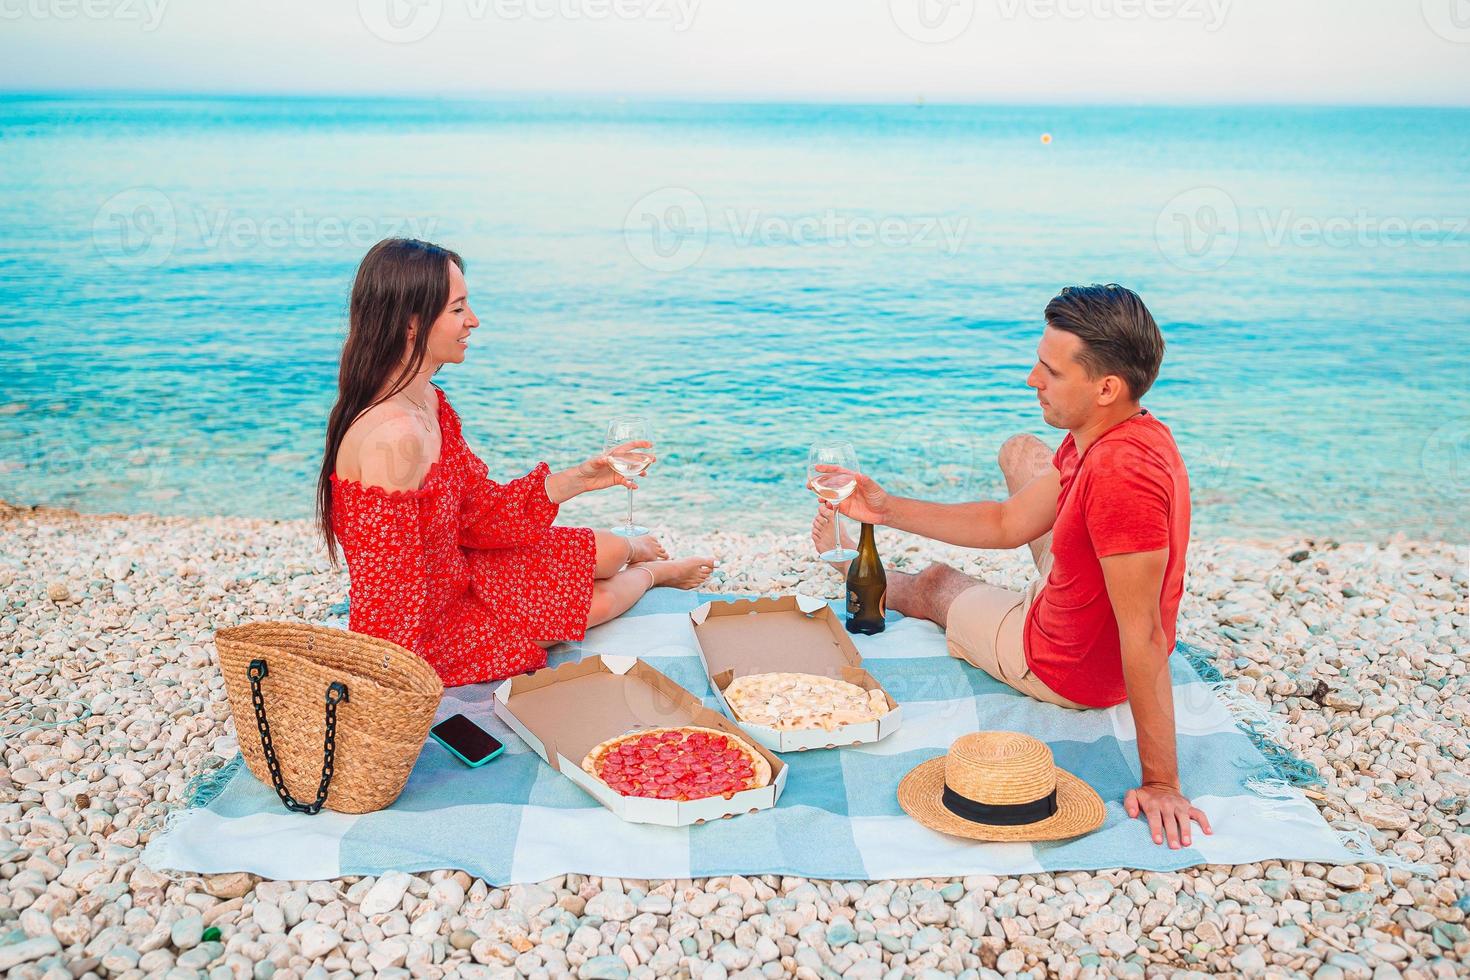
[1103,549,1175,782]
[1101,548,1212,848]
[879,466,1060,550]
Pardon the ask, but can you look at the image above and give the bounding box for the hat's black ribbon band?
[942,785,1058,826]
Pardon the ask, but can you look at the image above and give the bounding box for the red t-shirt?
[1023,411,1190,708]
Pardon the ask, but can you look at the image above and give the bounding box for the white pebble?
[360,872,413,917]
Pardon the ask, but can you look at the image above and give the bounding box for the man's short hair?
[1044,284,1164,399]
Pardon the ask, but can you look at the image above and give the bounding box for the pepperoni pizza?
[580,726,771,801]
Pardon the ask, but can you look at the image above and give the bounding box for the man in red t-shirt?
[812,284,1209,849]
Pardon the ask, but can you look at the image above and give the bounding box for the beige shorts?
[944,553,1089,710]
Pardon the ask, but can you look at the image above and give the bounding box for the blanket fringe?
[1330,821,1436,877]
[1243,775,1308,802]
[1181,644,1435,878]
[140,752,247,878]
[1178,643,1324,790]
[1234,775,1317,822]
[1,694,94,739]
[1235,780,1309,823]
[184,752,246,809]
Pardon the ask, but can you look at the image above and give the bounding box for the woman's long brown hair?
[317,238,464,566]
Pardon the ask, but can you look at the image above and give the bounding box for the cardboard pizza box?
[492,654,787,827]
[689,594,903,752]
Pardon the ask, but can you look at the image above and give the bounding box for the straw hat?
[897,731,1105,841]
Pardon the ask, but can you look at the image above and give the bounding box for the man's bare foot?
[627,534,669,564]
[633,556,716,590]
[811,506,856,575]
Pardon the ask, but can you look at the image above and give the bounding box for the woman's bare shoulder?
[337,402,435,491]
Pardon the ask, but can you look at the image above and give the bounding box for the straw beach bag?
[216,623,443,814]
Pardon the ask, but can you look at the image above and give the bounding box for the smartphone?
[429,714,504,767]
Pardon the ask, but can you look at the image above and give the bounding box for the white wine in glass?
[606,418,652,537]
[808,442,859,563]
[608,450,654,479]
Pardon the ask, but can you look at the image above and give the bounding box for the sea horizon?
[9,91,1470,108]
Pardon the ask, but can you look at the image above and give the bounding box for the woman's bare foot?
[811,506,855,575]
[633,556,717,590]
[627,534,669,564]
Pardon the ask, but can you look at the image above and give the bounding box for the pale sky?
[3,0,1469,104]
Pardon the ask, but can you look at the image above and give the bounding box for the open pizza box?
[492,654,787,827]
[689,594,903,752]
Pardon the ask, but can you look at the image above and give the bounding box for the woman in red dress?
[316,239,715,686]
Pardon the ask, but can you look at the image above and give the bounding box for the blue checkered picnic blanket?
[145,590,1367,883]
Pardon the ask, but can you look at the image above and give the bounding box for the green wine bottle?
[845,522,887,635]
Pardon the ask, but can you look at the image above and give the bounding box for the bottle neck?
[858,522,876,546]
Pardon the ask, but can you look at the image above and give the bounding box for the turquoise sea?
[1,97,1466,539]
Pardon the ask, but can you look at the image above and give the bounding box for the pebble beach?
[0,499,1465,980]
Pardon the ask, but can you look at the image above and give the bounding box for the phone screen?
[430,714,504,765]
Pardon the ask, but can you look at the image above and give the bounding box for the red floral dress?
[330,385,596,686]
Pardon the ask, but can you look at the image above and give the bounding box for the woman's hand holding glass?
[606,418,654,537]
[577,440,656,494]
[544,439,656,504]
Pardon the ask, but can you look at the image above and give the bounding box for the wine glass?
[606,417,653,537]
[808,442,859,562]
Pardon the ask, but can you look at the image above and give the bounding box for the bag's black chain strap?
[247,658,349,815]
